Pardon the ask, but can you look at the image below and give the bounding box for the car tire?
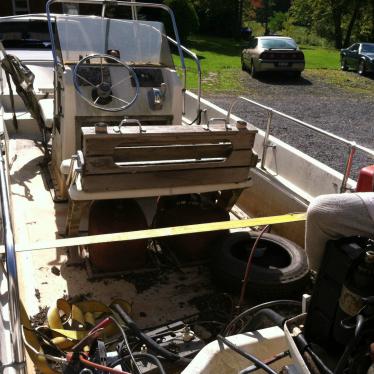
[292,71,301,79]
[250,60,258,78]
[341,58,348,71]
[211,232,309,299]
[358,59,366,75]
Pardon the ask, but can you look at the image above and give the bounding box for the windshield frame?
[53,15,174,67]
[46,0,185,71]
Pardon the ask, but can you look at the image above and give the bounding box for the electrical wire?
[305,346,333,374]
[223,300,302,336]
[112,304,191,364]
[21,325,67,364]
[334,314,365,374]
[238,225,270,307]
[217,335,278,374]
[110,352,166,374]
[79,354,130,374]
[109,316,142,374]
[187,109,202,125]
[239,350,290,374]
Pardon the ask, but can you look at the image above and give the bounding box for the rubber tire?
[341,58,348,71]
[211,232,309,299]
[292,71,302,79]
[358,59,366,75]
[250,60,258,78]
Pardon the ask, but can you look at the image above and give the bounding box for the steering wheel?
[73,54,140,112]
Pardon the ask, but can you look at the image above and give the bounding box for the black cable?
[110,352,166,374]
[217,335,277,374]
[334,314,365,374]
[108,316,141,374]
[293,330,333,374]
[187,109,202,126]
[112,304,191,364]
[239,350,290,374]
[247,308,287,330]
[223,300,302,336]
[305,346,333,374]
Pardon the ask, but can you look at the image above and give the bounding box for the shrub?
[268,12,287,34]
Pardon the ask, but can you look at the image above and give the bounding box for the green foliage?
[288,0,374,48]
[245,21,265,37]
[282,21,333,48]
[163,0,199,42]
[268,12,287,33]
[288,0,313,27]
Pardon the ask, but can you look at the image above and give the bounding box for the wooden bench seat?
[80,124,258,192]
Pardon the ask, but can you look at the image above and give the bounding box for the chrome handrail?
[227,96,374,192]
[0,139,26,373]
[167,36,201,118]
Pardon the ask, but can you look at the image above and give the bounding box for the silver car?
[241,36,305,78]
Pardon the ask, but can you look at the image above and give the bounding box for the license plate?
[277,62,290,67]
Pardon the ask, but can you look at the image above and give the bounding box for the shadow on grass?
[253,72,313,86]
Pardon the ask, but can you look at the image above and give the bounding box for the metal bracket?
[115,118,145,134]
[204,117,232,131]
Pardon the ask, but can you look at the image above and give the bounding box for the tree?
[250,0,290,35]
[162,0,199,42]
[289,0,373,48]
[193,0,242,37]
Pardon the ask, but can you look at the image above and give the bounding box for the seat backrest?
[80,124,258,192]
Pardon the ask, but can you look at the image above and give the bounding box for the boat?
[0,1,373,373]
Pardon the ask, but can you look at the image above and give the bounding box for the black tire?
[292,71,302,79]
[341,57,348,71]
[211,232,309,299]
[358,59,366,75]
[250,60,258,78]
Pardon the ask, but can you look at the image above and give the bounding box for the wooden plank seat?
[79,123,258,192]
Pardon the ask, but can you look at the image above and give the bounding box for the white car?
[241,36,305,78]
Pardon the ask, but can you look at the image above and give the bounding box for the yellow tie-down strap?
[5,212,306,253]
[21,298,132,374]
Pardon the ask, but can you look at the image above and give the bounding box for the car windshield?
[260,38,297,49]
[54,15,174,67]
[0,19,51,49]
[362,44,374,53]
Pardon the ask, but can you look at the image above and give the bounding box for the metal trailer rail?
[227,96,374,193]
[0,139,26,373]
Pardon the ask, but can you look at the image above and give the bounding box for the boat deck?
[10,135,223,329]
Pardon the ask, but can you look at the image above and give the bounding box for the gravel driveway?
[205,71,374,179]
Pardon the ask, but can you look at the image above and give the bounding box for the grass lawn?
[173,35,344,93]
[300,45,340,70]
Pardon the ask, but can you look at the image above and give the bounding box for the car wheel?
[341,58,348,71]
[358,60,366,75]
[250,60,257,78]
[292,71,301,79]
[211,232,309,298]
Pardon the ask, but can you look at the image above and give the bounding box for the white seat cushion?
[38,98,54,129]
